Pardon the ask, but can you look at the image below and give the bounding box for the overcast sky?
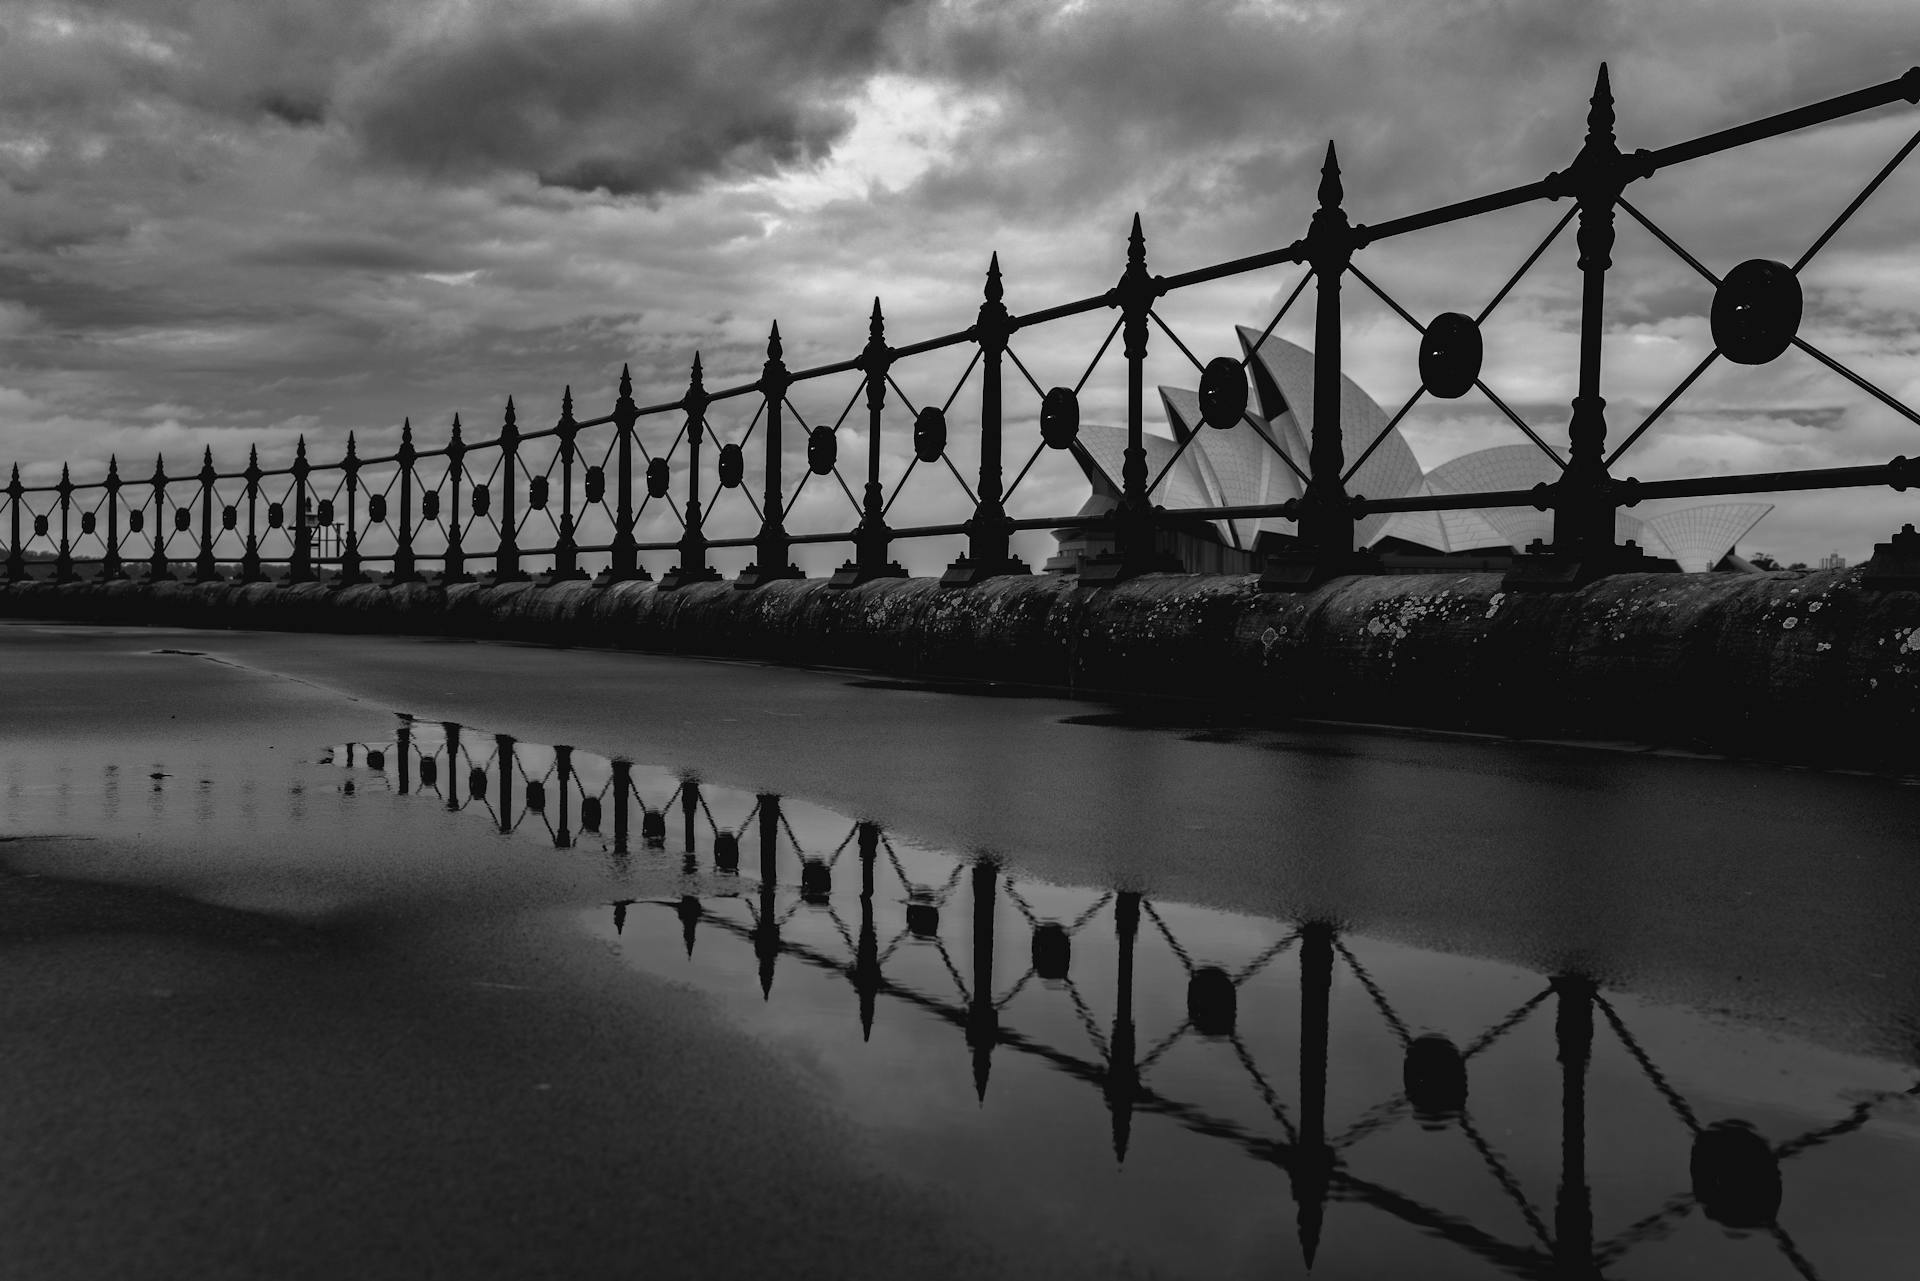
[3,0,1918,572]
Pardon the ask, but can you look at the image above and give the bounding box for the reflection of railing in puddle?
[329,719,1917,1280]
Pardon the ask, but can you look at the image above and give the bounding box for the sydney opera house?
[1053,329,1770,575]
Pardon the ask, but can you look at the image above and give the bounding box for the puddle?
[292,716,1920,1280]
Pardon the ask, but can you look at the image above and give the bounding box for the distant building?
[1819,551,1848,570]
[1051,331,1772,575]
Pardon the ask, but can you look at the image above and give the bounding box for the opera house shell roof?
[1068,329,1769,574]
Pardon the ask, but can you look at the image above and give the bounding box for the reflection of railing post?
[397,722,411,796]
[834,300,906,586]
[1294,921,1335,1269]
[443,722,461,813]
[289,438,312,583]
[943,255,1029,585]
[55,464,75,582]
[241,447,262,582]
[1553,975,1597,1277]
[393,420,418,584]
[5,464,22,582]
[148,455,173,582]
[755,793,781,997]
[681,776,699,855]
[612,759,632,855]
[662,355,721,588]
[196,447,218,582]
[856,822,880,1039]
[103,455,125,581]
[554,745,573,847]
[445,417,469,584]
[737,326,802,588]
[1107,891,1141,1162]
[495,733,515,834]
[968,859,999,1101]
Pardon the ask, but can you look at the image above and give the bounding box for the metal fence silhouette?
[7,64,1919,590]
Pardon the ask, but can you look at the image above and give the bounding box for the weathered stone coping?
[3,570,1916,768]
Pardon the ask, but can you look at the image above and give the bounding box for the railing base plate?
[734,562,804,590]
[828,560,906,589]
[658,566,724,590]
[940,555,1030,587]
[1257,550,1380,592]
[1503,542,1679,591]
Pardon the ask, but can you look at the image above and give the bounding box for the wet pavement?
[2,620,1918,1279]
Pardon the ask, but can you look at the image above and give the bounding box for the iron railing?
[6,65,1919,590]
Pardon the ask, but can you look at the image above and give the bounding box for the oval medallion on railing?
[1040,386,1080,449]
[528,477,547,510]
[417,757,436,787]
[468,768,487,800]
[713,831,739,870]
[366,494,386,524]
[1712,259,1800,365]
[80,511,96,536]
[1419,312,1482,399]
[645,457,669,499]
[584,466,604,504]
[913,406,947,462]
[579,796,601,832]
[366,749,385,771]
[316,498,334,525]
[524,780,545,812]
[1199,357,1249,429]
[1031,923,1070,981]
[807,426,836,475]
[268,502,284,529]
[717,442,743,489]
[128,510,144,534]
[420,491,439,521]
[32,514,48,537]
[469,487,489,518]
[222,505,237,531]
[174,508,192,532]
[1186,966,1237,1038]
[1403,1033,1468,1125]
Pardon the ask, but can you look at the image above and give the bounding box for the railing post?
[1106,891,1141,1162]
[494,399,527,582]
[737,326,802,587]
[1264,145,1369,590]
[393,419,418,584]
[5,464,22,582]
[1292,921,1335,1269]
[102,455,124,582]
[550,388,585,581]
[495,733,515,835]
[338,433,363,587]
[194,447,218,582]
[943,254,1030,584]
[755,792,781,997]
[1083,215,1181,583]
[287,438,312,583]
[611,758,632,856]
[833,299,906,586]
[1513,66,1662,588]
[661,354,721,588]
[53,464,75,583]
[148,454,173,582]
[600,366,647,584]
[241,447,262,582]
[445,416,469,584]
[967,858,999,1101]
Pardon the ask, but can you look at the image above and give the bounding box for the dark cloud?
[342,0,916,195]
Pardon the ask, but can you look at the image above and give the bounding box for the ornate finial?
[8,462,18,483]
[61,462,70,480]
[618,363,633,398]
[1318,140,1343,210]
[248,444,258,464]
[108,454,119,477]
[203,445,213,463]
[295,435,306,459]
[691,351,705,389]
[869,297,883,341]
[345,431,357,458]
[560,386,573,417]
[1589,63,1615,141]
[503,396,516,427]
[449,413,463,443]
[400,418,411,445]
[985,252,1003,303]
[767,322,782,362]
[1128,212,1145,266]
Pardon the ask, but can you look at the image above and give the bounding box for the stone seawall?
[4,570,1917,768]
